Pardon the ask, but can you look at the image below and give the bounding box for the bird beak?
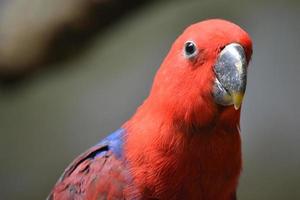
[213,43,248,110]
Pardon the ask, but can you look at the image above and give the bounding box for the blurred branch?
[0,0,153,82]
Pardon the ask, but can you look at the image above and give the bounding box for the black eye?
[184,41,197,58]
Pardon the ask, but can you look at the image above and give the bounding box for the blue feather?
[96,128,125,159]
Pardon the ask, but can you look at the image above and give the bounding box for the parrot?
[48,19,252,200]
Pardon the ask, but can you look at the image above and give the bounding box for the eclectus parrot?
[48,19,252,200]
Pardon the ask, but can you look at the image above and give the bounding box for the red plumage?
[124,19,252,199]
[49,143,129,200]
[49,19,252,200]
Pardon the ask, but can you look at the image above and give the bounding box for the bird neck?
[123,99,242,199]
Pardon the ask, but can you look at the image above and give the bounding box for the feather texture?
[48,129,130,200]
[48,19,252,200]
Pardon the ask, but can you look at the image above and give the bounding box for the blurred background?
[0,0,299,199]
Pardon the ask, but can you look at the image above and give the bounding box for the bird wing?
[231,192,237,200]
[48,130,128,200]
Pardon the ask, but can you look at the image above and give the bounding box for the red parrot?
[48,19,252,200]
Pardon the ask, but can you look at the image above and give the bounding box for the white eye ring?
[184,41,198,59]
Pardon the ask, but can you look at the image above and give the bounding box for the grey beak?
[213,43,248,110]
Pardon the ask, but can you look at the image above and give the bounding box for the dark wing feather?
[231,191,237,200]
[48,143,128,200]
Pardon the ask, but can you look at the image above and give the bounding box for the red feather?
[48,143,128,199]
[123,19,252,199]
[49,19,252,200]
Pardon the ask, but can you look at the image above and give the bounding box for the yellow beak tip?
[234,104,241,110]
[232,92,244,110]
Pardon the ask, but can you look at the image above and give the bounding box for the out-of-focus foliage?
[0,0,299,199]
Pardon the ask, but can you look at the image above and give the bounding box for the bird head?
[148,19,252,129]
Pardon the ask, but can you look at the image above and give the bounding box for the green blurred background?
[0,0,299,199]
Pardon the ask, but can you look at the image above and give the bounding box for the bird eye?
[184,41,197,59]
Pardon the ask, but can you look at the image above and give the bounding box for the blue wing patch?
[96,128,125,159]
